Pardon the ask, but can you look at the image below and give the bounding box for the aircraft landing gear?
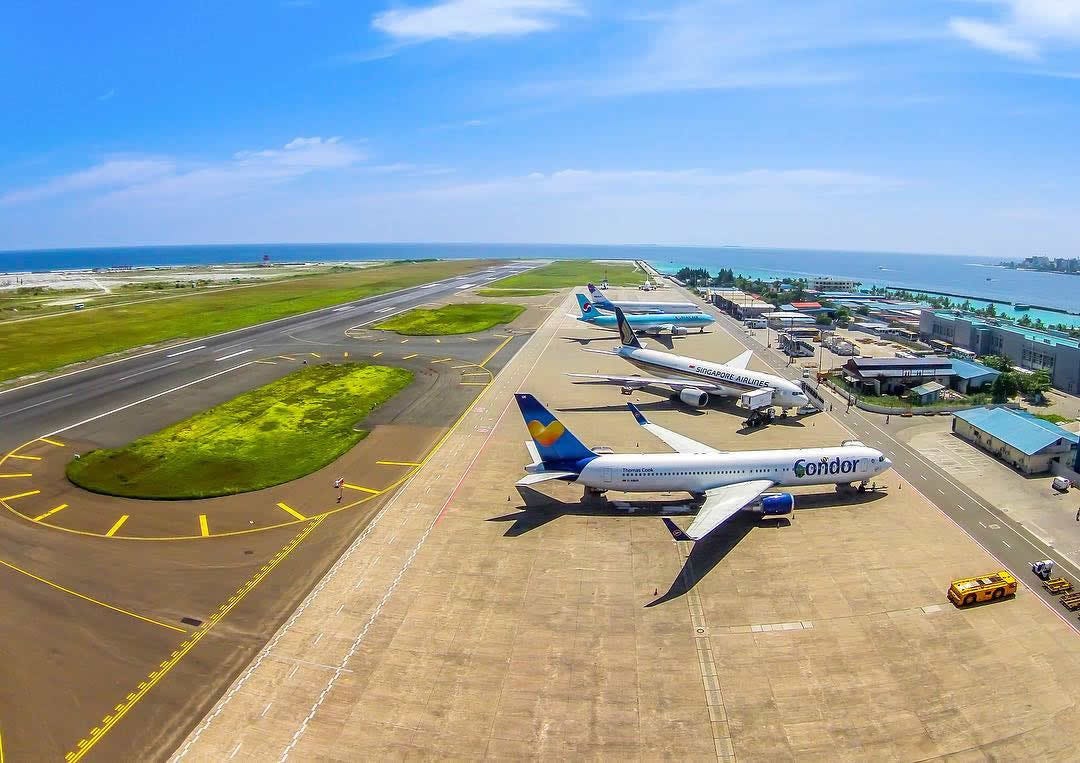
[583,486,607,505]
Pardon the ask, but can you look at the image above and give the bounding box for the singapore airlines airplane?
[574,293,714,335]
[568,306,810,410]
[586,283,700,314]
[514,394,892,540]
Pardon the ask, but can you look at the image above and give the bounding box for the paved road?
[692,298,1080,633]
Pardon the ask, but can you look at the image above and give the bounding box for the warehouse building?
[709,289,773,319]
[920,310,1080,394]
[952,407,1079,475]
[949,358,1001,394]
[763,311,816,329]
[842,356,954,395]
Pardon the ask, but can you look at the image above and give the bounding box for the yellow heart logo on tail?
[528,419,565,447]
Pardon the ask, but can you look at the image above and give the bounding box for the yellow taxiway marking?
[0,473,32,478]
[39,437,65,447]
[8,454,41,461]
[461,372,489,377]
[63,517,323,763]
[493,334,510,338]
[1,490,39,502]
[460,382,490,386]
[480,334,514,367]
[431,357,453,363]
[34,503,69,522]
[254,360,277,365]
[402,353,418,359]
[343,483,380,494]
[199,514,210,537]
[451,364,473,369]
[400,338,409,343]
[277,502,307,520]
[1,721,5,763]
[372,351,383,358]
[0,557,185,633]
[467,337,478,341]
[105,515,129,537]
[376,460,420,467]
[309,352,320,358]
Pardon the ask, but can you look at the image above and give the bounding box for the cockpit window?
[879,456,885,462]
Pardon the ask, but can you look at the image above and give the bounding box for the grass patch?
[375,303,524,335]
[1034,412,1072,424]
[0,260,488,384]
[66,363,413,499]
[486,260,641,290]
[475,288,555,297]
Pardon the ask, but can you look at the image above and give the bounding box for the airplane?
[586,283,700,314]
[574,293,714,336]
[514,393,892,541]
[567,306,810,411]
[639,280,656,291]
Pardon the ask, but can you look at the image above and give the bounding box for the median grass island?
[374,303,524,335]
[484,259,642,290]
[66,363,413,499]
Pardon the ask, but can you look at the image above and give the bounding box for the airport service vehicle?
[514,393,892,541]
[574,294,713,336]
[567,307,809,412]
[1052,476,1072,492]
[947,570,1018,607]
[586,283,700,314]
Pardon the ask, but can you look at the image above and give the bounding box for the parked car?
[1052,476,1072,492]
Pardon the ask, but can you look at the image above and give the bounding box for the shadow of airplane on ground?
[556,399,707,417]
[494,486,889,604]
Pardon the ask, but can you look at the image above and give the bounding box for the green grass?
[374,303,524,335]
[485,260,642,290]
[474,288,555,297]
[0,260,486,383]
[1034,412,1072,424]
[66,363,413,499]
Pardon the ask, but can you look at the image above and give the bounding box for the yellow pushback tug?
[948,571,1018,607]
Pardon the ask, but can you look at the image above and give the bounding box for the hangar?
[952,406,1079,475]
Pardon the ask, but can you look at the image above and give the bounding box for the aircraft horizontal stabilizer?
[516,471,579,486]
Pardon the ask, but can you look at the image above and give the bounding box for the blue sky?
[2,0,1080,255]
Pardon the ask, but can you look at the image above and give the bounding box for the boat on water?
[1013,303,1030,310]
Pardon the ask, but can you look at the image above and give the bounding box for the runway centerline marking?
[116,361,180,382]
[0,393,74,419]
[165,345,205,358]
[277,502,307,521]
[34,504,69,522]
[0,557,185,633]
[215,348,253,362]
[106,515,129,537]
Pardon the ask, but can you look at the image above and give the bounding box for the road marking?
[199,514,210,537]
[309,353,320,358]
[0,473,32,478]
[978,521,986,528]
[461,372,489,377]
[372,351,383,358]
[460,382,489,386]
[0,490,39,502]
[451,364,472,369]
[261,702,273,718]
[467,337,478,341]
[402,353,418,359]
[277,502,307,521]
[0,722,4,763]
[430,357,452,363]
[374,306,395,313]
[343,483,380,494]
[480,334,514,367]
[34,503,69,521]
[7,454,41,461]
[1003,540,1011,548]
[106,515,129,537]
[376,460,420,467]
[435,338,441,344]
[0,557,185,633]
[400,339,409,343]
[937,489,944,495]
[116,361,180,382]
[957,505,966,511]
[215,348,253,362]
[0,393,75,419]
[165,345,205,358]
[456,283,475,290]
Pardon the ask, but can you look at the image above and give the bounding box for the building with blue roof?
[949,359,1001,394]
[952,406,1079,474]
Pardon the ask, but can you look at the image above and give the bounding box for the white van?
[1052,476,1072,492]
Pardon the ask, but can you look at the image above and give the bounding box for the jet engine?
[678,388,709,408]
[756,493,795,516]
[671,326,688,336]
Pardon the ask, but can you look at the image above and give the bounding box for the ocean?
[2,242,1078,325]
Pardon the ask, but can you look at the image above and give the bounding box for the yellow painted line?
[105,515,129,537]
[467,336,478,341]
[461,382,490,386]
[0,490,39,502]
[278,355,296,361]
[34,503,69,522]
[461,372,489,377]
[493,334,510,338]
[372,351,383,358]
[451,364,473,369]
[435,338,441,344]
[63,517,323,762]
[480,334,514,367]
[0,558,186,633]
[254,359,277,365]
[431,357,453,363]
[0,473,32,478]
[8,454,41,461]
[400,338,409,343]
[343,483,380,494]
[376,460,420,467]
[310,352,320,358]
[1,721,4,763]
[199,514,209,537]
[402,353,418,359]
[39,437,65,447]
[277,502,307,520]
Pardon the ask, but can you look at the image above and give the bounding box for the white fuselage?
[576,445,890,494]
[617,346,808,408]
[595,298,699,314]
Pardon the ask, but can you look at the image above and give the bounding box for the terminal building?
[920,310,1080,394]
[708,289,773,319]
[952,407,1079,475]
[808,276,861,292]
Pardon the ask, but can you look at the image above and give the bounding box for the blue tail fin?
[614,307,642,348]
[575,293,602,320]
[515,393,595,466]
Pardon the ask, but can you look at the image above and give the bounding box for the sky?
[2,0,1080,256]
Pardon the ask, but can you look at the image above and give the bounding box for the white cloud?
[373,0,583,41]
[1,158,175,205]
[949,0,1080,59]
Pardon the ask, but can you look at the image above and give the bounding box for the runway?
[0,260,540,760]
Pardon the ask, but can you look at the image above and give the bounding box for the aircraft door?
[603,468,614,484]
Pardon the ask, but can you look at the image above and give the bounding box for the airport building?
[708,289,773,319]
[949,358,1001,394]
[842,356,955,395]
[952,406,1079,475]
[920,310,1080,394]
[762,311,816,329]
[808,276,861,292]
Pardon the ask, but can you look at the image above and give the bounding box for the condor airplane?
[586,283,700,314]
[574,294,714,335]
[568,306,809,411]
[515,394,892,540]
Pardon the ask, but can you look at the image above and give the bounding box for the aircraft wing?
[685,480,775,540]
[565,372,724,394]
[628,403,721,454]
[725,349,754,370]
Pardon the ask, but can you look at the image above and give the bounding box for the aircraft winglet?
[662,518,692,542]
[627,402,649,426]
